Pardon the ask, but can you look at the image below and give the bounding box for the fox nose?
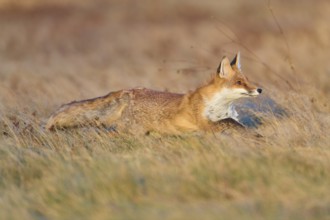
[257,88,262,94]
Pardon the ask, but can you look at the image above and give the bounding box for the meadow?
[0,0,329,219]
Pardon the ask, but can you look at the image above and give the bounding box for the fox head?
[215,52,262,97]
[203,52,262,122]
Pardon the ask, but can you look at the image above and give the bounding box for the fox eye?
[236,80,242,85]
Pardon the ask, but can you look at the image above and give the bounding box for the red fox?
[46,52,262,135]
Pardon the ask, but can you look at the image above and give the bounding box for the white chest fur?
[203,88,245,122]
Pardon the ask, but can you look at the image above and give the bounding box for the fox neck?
[202,88,240,122]
[179,84,239,125]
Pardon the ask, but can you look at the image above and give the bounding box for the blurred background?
[0,0,329,117]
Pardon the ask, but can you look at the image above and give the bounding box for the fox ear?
[217,56,232,79]
[230,51,241,71]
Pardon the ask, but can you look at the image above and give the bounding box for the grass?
[0,0,330,219]
[1,110,329,219]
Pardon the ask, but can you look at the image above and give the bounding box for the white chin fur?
[248,90,260,96]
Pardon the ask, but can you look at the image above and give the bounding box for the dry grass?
[0,0,330,219]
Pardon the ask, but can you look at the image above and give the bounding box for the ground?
[0,0,329,219]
